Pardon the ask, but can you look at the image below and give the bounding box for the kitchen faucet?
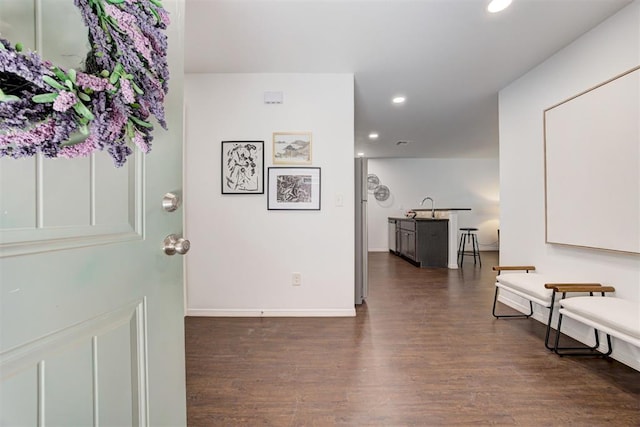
[420,197,435,218]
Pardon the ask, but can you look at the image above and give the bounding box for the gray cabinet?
[388,219,398,253]
[398,220,417,261]
[396,219,448,268]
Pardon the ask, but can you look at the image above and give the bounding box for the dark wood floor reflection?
[185,251,640,426]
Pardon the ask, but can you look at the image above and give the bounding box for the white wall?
[367,158,499,252]
[499,1,640,369]
[184,73,355,317]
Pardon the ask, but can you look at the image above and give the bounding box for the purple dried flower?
[73,0,114,70]
[107,106,128,140]
[0,119,55,147]
[1,145,36,159]
[1,0,170,167]
[104,4,153,64]
[119,77,135,104]
[52,91,78,112]
[158,9,170,27]
[0,100,48,130]
[0,38,52,90]
[52,111,79,144]
[133,129,150,153]
[58,135,97,159]
[107,143,133,168]
[76,72,115,91]
[122,2,168,55]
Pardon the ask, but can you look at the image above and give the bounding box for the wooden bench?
[492,266,607,350]
[555,290,638,356]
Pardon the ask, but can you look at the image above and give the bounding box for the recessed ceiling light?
[357,152,365,157]
[487,0,512,13]
[392,96,406,104]
[368,132,379,139]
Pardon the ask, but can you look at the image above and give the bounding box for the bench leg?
[553,312,613,357]
[544,299,556,351]
[492,286,533,319]
[544,294,569,351]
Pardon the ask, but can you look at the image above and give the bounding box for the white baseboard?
[187,308,356,317]
[497,293,640,372]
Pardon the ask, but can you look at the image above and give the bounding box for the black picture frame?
[221,141,264,194]
[267,167,321,210]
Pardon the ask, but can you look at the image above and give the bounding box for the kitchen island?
[391,218,449,268]
[390,208,471,269]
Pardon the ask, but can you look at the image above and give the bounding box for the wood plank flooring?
[185,251,640,426]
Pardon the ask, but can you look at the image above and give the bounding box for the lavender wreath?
[0,0,170,167]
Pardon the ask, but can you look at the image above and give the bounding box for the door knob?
[163,234,190,255]
[162,192,181,212]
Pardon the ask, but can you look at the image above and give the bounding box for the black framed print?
[267,167,321,210]
[221,141,264,194]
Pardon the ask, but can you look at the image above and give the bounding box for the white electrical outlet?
[292,272,302,286]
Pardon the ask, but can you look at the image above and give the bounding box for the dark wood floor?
[185,251,640,426]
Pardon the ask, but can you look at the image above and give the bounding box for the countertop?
[389,208,471,221]
[412,208,471,211]
[388,217,449,221]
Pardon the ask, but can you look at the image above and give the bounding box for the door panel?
[46,346,94,426]
[0,1,142,254]
[0,1,35,51]
[0,369,37,426]
[98,326,135,425]
[0,159,37,229]
[40,0,88,70]
[42,157,93,227]
[1,300,148,425]
[0,1,186,425]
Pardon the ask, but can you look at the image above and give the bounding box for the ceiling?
[184,0,632,159]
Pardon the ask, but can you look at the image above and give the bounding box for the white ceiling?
[185,0,632,159]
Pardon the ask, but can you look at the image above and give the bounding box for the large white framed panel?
[544,66,640,254]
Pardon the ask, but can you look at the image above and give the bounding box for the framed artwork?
[272,132,312,164]
[221,141,264,194]
[267,167,321,210]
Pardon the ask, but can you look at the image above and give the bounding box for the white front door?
[0,1,187,425]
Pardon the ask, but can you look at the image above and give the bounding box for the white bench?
[556,294,640,356]
[492,266,607,350]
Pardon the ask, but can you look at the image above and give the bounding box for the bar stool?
[458,227,481,266]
